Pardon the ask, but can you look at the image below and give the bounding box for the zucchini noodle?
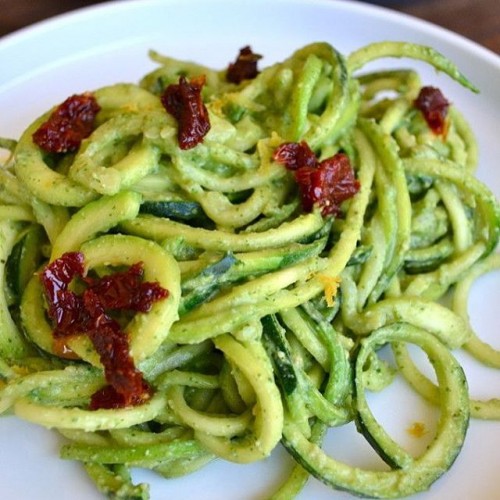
[0,41,498,499]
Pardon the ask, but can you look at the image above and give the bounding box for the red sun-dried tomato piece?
[40,252,87,338]
[274,142,360,216]
[89,381,152,410]
[39,252,169,409]
[314,153,361,216]
[414,86,450,135]
[274,141,318,171]
[32,92,100,153]
[161,75,211,150]
[226,46,262,84]
[84,262,169,313]
[83,290,152,410]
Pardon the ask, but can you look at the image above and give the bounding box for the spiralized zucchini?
[0,41,498,499]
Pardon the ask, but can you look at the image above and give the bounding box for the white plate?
[0,1,499,499]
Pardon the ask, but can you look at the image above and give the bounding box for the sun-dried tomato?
[274,141,360,216]
[32,92,100,153]
[83,289,152,409]
[414,86,450,135]
[226,46,262,84]
[312,153,361,216]
[161,75,210,150]
[83,262,168,313]
[273,140,317,171]
[89,381,152,410]
[40,253,169,409]
[40,251,86,338]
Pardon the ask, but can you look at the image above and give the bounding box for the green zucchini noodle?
[0,41,498,499]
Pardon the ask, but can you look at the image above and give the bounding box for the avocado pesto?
[0,41,499,500]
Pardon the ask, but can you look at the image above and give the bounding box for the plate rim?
[1,0,499,64]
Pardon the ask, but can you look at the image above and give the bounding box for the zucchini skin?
[179,252,238,315]
[0,221,33,359]
[281,323,470,498]
[261,314,298,396]
[179,236,327,315]
[140,200,206,221]
[6,225,46,303]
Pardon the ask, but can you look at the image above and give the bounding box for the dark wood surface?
[0,0,498,55]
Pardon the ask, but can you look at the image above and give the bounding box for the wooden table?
[377,0,500,54]
[0,0,498,54]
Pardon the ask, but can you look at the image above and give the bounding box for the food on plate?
[0,41,498,499]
